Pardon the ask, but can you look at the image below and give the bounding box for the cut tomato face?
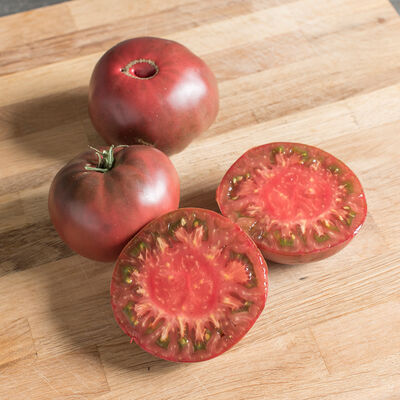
[111,208,268,362]
[216,143,367,264]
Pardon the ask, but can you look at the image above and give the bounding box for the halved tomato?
[216,142,367,264]
[111,208,268,362]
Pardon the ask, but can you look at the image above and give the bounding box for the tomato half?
[48,145,180,262]
[88,37,219,155]
[111,208,268,362]
[216,143,367,264]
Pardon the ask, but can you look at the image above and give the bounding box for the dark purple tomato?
[88,37,219,155]
[111,208,268,362]
[48,145,180,262]
[217,142,367,264]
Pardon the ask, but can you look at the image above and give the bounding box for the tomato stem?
[85,145,128,173]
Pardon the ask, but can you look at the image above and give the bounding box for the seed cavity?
[145,322,157,335]
[314,233,330,243]
[192,218,208,241]
[342,181,354,194]
[167,218,187,236]
[194,341,206,351]
[273,230,295,248]
[321,219,339,232]
[130,241,148,257]
[291,146,309,162]
[344,207,356,226]
[194,330,211,351]
[178,337,189,348]
[156,336,170,349]
[231,173,251,185]
[232,300,253,313]
[121,265,134,284]
[272,145,285,154]
[123,303,139,326]
[230,252,258,288]
[270,145,285,163]
[328,165,342,174]
[228,172,251,200]
[216,328,225,337]
[156,236,169,252]
[279,236,294,247]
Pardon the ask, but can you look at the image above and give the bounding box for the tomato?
[111,208,268,362]
[48,145,180,262]
[88,37,219,155]
[216,143,367,264]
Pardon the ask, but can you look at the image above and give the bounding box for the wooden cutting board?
[1,0,400,398]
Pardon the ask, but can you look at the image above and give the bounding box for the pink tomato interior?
[111,208,268,362]
[217,143,367,264]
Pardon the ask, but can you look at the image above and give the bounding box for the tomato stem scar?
[121,59,159,80]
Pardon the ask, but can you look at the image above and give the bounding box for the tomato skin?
[88,37,219,155]
[48,145,180,262]
[111,208,268,362]
[216,142,367,265]
[257,237,353,265]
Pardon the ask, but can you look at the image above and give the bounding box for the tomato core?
[147,246,219,318]
[260,164,334,222]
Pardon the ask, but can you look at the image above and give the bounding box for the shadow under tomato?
[179,186,220,212]
[0,188,179,373]
[6,86,105,159]
[31,250,182,373]
[265,260,297,269]
[0,191,75,276]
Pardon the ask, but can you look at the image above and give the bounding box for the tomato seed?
[156,337,170,349]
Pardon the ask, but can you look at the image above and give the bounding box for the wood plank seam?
[95,344,112,394]
[308,327,331,375]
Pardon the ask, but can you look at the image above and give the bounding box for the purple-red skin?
[88,37,219,155]
[48,145,180,262]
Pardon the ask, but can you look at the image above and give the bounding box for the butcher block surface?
[1,0,400,398]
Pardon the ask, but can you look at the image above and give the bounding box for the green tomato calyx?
[84,145,127,173]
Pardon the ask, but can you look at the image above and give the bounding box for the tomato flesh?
[258,162,335,221]
[147,246,219,317]
[111,208,268,362]
[216,143,367,264]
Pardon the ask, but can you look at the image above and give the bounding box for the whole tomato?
[48,145,180,262]
[88,37,219,155]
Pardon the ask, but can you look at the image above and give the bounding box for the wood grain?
[0,348,110,399]
[0,317,36,367]
[0,0,400,398]
[312,300,400,373]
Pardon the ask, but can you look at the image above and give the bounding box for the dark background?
[0,0,66,16]
[0,0,399,17]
